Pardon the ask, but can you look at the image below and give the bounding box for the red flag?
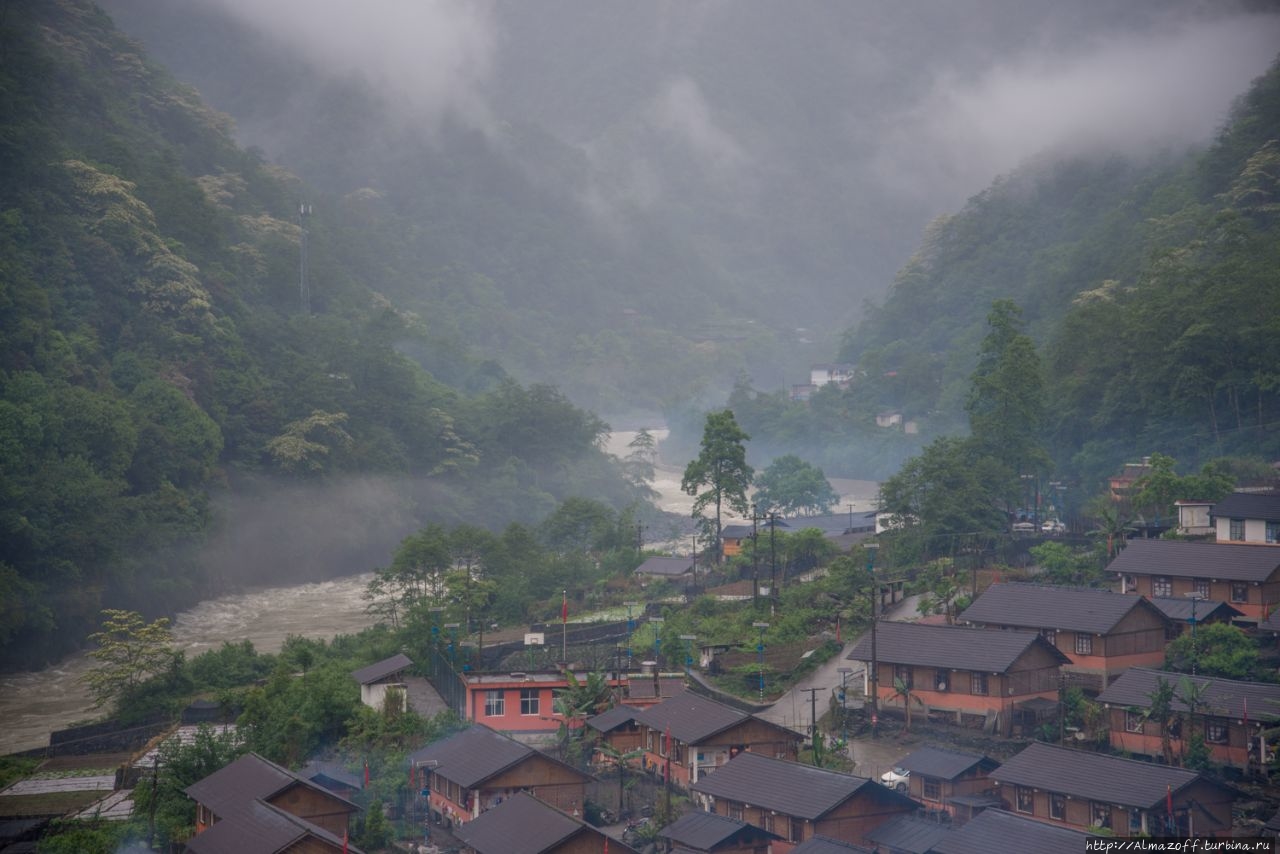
[603,839,608,854]
[836,614,841,643]
[363,758,369,787]
[1166,784,1173,816]
[562,590,569,623]
[343,829,349,854]
[410,762,416,789]
[1243,695,1249,730]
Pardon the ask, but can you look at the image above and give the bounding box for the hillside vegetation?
[0,0,645,668]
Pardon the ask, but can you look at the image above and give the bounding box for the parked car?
[880,767,910,792]
[1012,522,1036,533]
[1041,519,1066,534]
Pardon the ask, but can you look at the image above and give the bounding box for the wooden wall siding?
[1125,575,1276,621]
[267,785,354,839]
[712,787,911,848]
[285,837,346,854]
[910,773,994,813]
[998,779,1234,838]
[1107,708,1263,770]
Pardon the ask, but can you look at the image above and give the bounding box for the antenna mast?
[298,203,312,314]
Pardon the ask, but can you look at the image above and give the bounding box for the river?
[0,429,878,755]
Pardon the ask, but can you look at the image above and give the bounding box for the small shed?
[351,653,412,711]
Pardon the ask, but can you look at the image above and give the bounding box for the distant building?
[351,653,412,712]
[1109,457,1152,503]
[1109,538,1280,622]
[810,364,856,387]
[1210,490,1280,544]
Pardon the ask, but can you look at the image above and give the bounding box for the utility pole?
[801,687,822,757]
[769,512,779,608]
[297,203,312,315]
[866,542,880,738]
[751,505,760,603]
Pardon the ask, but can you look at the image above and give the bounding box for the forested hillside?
[0,0,645,668]
[822,57,1280,486]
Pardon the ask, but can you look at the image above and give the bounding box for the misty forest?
[6,0,1280,838]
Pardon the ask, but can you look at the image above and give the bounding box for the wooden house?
[407,724,592,826]
[1097,666,1280,771]
[988,742,1237,838]
[863,814,952,854]
[184,752,361,853]
[929,808,1088,854]
[454,792,640,854]
[958,583,1170,691]
[1109,539,1280,622]
[630,690,802,788]
[690,751,916,850]
[658,810,782,854]
[584,704,644,756]
[845,622,1069,736]
[1148,596,1243,638]
[893,746,999,822]
[1210,490,1280,544]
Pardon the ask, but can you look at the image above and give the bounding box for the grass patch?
[0,790,103,818]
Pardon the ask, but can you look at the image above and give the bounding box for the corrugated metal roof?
[959,583,1167,634]
[585,704,642,733]
[350,653,413,685]
[659,810,766,848]
[690,751,912,820]
[1210,491,1280,523]
[790,835,874,854]
[184,753,357,822]
[1148,596,1242,623]
[896,747,996,781]
[864,814,952,853]
[635,556,696,576]
[454,792,638,854]
[634,691,751,744]
[1107,538,1280,582]
[407,725,588,790]
[846,622,1068,673]
[1097,667,1280,722]
[989,742,1203,809]
[930,808,1088,854]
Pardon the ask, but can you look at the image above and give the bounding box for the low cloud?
[199,0,497,133]
[870,11,1280,208]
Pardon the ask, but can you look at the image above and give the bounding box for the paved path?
[405,675,450,718]
[756,642,863,735]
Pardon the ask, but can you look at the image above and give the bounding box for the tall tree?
[753,455,839,516]
[681,410,753,563]
[80,609,176,711]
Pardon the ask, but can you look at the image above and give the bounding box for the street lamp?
[865,542,880,738]
[1185,593,1206,675]
[651,616,664,668]
[444,623,460,672]
[753,622,770,702]
[625,602,639,670]
[837,666,853,743]
[680,635,697,672]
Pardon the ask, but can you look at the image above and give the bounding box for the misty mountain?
[98,0,1280,414]
[0,0,648,668]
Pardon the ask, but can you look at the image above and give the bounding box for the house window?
[1205,721,1228,744]
[922,778,941,801]
[1049,792,1066,821]
[728,802,743,821]
[762,813,774,833]
[934,670,950,692]
[1041,628,1057,646]
[1123,575,1137,594]
[1152,576,1172,597]
[1015,786,1034,814]
[1125,710,1144,733]
[1229,518,1245,541]
[1091,802,1112,830]
[1231,583,1248,603]
[520,688,539,716]
[1193,578,1211,598]
[789,818,803,843]
[971,672,989,695]
[894,665,913,690]
[1268,521,1279,544]
[483,690,505,716]
[1074,634,1093,656]
[1129,808,1145,835]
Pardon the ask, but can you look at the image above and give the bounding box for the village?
[5,459,1280,854]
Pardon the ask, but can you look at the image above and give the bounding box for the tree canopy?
[682,410,753,563]
[753,455,839,517]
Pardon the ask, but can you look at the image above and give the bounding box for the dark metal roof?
[1106,538,1280,582]
[628,676,685,700]
[185,799,363,854]
[585,704,642,733]
[1097,667,1280,722]
[454,792,638,854]
[350,653,413,685]
[300,760,362,791]
[634,691,753,745]
[407,725,589,790]
[864,814,952,853]
[846,621,1069,673]
[959,583,1168,634]
[690,751,913,820]
[1149,596,1243,623]
[896,747,997,781]
[185,752,357,822]
[1210,491,1280,522]
[989,742,1207,809]
[930,808,1088,854]
[635,556,696,576]
[659,810,778,848]
[790,836,875,854]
